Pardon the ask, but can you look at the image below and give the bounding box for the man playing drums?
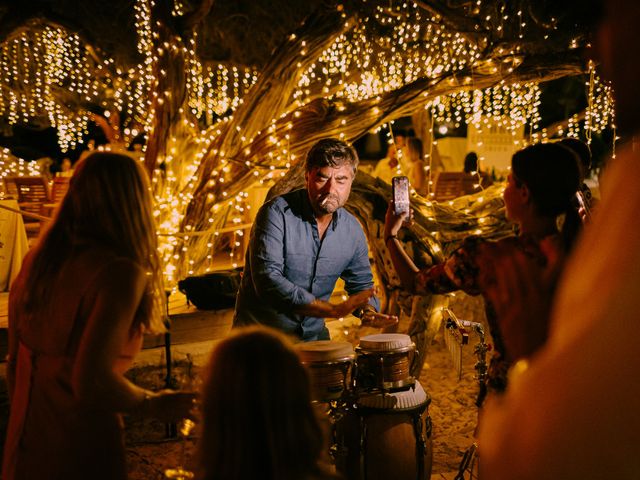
[234,138,396,341]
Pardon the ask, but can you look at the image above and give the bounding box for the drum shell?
[336,403,433,480]
[303,357,354,402]
[355,348,415,392]
[296,340,355,403]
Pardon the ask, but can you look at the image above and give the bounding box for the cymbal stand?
[442,308,488,480]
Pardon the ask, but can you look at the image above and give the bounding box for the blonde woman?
[3,152,195,480]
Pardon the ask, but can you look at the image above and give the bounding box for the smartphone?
[392,175,410,216]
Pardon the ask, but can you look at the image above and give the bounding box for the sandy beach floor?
[124,327,482,479]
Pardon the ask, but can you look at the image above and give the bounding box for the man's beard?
[317,194,341,214]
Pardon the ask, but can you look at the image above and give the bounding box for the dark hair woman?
[383,142,581,404]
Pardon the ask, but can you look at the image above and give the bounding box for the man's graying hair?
[305,138,359,174]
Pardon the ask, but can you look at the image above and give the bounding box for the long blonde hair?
[19,152,165,333]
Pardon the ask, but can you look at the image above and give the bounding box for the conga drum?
[337,380,433,480]
[296,340,355,402]
[355,333,416,392]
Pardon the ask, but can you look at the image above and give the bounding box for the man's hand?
[332,288,375,318]
[295,288,375,319]
[360,308,399,328]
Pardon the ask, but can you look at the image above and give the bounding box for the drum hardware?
[442,308,488,383]
[356,403,431,480]
[297,337,432,479]
[297,340,356,403]
[454,442,479,480]
[305,356,355,402]
[442,308,488,480]
[296,340,358,470]
[326,396,355,470]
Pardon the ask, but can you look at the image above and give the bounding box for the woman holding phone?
[383,142,582,403]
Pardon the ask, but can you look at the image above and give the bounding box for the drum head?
[296,340,355,363]
[359,333,413,351]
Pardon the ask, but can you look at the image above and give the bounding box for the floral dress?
[414,234,555,404]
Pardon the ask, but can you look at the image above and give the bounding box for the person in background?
[393,130,407,150]
[234,138,397,342]
[558,137,595,221]
[58,157,74,177]
[478,1,640,478]
[372,141,406,185]
[403,137,427,196]
[195,326,338,480]
[128,133,147,161]
[463,151,479,174]
[3,152,195,480]
[462,151,493,191]
[384,142,581,404]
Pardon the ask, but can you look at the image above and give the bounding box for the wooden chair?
[433,172,492,202]
[3,176,18,198]
[51,176,71,203]
[13,176,51,239]
[433,172,468,201]
[38,176,71,220]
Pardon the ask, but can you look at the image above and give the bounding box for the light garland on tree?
[295,3,481,103]
[0,148,41,182]
[0,26,102,151]
[0,0,617,285]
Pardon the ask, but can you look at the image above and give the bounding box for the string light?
[0,0,617,284]
[0,149,41,185]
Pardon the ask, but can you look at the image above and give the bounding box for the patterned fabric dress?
[414,234,556,404]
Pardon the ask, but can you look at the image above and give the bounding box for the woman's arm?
[72,259,193,421]
[6,251,35,400]
[6,291,19,399]
[384,202,476,296]
[383,203,420,291]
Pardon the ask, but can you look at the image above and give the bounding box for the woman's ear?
[520,183,531,204]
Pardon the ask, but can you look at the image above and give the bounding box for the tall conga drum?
[338,380,433,480]
[296,340,355,402]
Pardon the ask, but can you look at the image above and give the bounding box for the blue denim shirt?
[233,188,379,341]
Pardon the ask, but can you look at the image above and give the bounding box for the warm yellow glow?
[0,0,616,284]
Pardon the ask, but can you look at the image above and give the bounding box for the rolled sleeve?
[249,202,315,311]
[341,226,380,311]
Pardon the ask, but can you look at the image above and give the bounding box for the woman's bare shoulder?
[71,246,141,270]
[60,247,146,295]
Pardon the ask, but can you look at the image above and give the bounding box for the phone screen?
[392,176,410,215]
